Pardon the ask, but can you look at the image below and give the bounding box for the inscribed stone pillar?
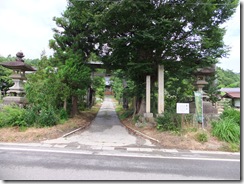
[158,65,164,114]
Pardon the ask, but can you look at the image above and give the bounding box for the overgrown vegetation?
[211,108,240,144]
[0,105,65,128]
[0,105,26,128]
[156,110,181,131]
[219,107,240,125]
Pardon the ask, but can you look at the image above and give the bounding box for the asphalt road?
[0,145,240,180]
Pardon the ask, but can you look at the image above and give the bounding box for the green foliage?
[216,67,240,88]
[49,0,238,116]
[0,105,26,127]
[203,75,221,105]
[37,107,59,127]
[93,75,105,99]
[196,132,208,143]
[211,119,240,143]
[25,55,69,110]
[111,75,124,102]
[156,111,181,131]
[59,109,69,120]
[24,105,60,128]
[220,107,240,125]
[23,106,38,127]
[111,70,137,110]
[0,59,14,93]
[211,107,240,143]
[119,109,134,120]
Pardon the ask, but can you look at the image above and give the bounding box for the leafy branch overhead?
[48,0,238,114]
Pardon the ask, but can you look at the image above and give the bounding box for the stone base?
[190,101,218,114]
[156,113,164,117]
[3,96,27,106]
[144,112,153,118]
[136,114,156,128]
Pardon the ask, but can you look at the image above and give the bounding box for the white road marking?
[53,144,67,148]
[190,150,240,155]
[0,147,240,162]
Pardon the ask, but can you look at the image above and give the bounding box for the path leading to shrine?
[43,96,155,148]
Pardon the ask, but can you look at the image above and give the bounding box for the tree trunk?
[134,97,146,115]
[122,79,128,110]
[63,98,67,111]
[71,95,78,117]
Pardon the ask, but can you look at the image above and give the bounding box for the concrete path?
[43,96,155,148]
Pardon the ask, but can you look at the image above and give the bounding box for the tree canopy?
[49,0,239,114]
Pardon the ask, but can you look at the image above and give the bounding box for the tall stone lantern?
[0,52,36,106]
[190,65,218,115]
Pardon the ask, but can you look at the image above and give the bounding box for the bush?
[24,105,40,127]
[211,119,240,143]
[119,109,134,120]
[156,111,180,131]
[36,107,60,127]
[196,132,208,143]
[59,109,69,120]
[0,105,26,127]
[24,105,60,127]
[220,107,240,125]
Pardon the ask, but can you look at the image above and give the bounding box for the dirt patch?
[120,117,230,151]
[0,104,101,143]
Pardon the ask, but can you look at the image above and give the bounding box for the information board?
[176,103,190,114]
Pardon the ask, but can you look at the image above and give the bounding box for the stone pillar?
[158,65,164,114]
[144,75,153,118]
[146,75,150,113]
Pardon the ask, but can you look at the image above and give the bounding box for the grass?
[195,132,208,143]
[211,119,240,143]
[0,102,101,143]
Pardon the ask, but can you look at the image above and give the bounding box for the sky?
[0,0,241,73]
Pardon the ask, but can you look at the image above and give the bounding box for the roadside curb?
[62,121,93,138]
[120,121,160,144]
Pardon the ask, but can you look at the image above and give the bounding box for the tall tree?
[96,0,238,113]
[49,0,107,115]
[49,0,238,115]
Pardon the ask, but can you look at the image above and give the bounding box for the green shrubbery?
[220,107,240,125]
[211,108,240,143]
[0,105,66,129]
[119,109,134,120]
[156,110,181,131]
[0,105,26,127]
[211,118,240,143]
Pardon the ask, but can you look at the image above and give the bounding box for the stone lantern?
[0,51,36,106]
[194,66,215,92]
[190,65,218,119]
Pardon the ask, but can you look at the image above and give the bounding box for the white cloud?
[0,0,67,59]
[217,4,240,73]
[0,0,241,74]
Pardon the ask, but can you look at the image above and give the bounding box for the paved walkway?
[43,96,155,148]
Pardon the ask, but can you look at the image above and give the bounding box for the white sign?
[176,103,190,114]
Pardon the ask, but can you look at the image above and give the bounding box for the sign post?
[176,103,190,128]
